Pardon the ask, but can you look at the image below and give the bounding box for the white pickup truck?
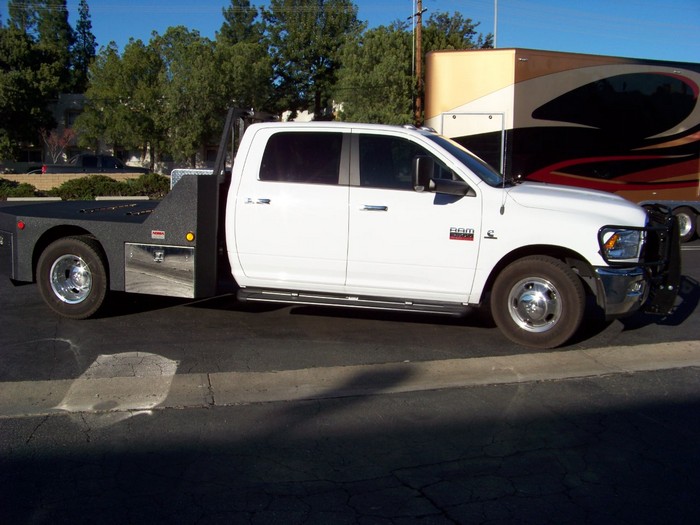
[0,110,680,348]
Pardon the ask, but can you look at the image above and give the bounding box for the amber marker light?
[186,231,195,242]
[604,232,619,251]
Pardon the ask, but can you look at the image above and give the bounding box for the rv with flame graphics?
[425,48,700,241]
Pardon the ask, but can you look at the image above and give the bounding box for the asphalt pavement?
[2,366,699,524]
[2,220,700,523]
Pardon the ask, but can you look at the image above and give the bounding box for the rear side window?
[260,132,343,185]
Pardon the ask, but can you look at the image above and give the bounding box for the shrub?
[47,173,171,200]
[126,173,170,199]
[49,175,126,200]
[0,178,37,199]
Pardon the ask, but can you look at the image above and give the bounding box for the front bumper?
[595,266,648,317]
[595,205,681,318]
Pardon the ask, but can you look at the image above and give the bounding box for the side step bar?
[237,288,469,316]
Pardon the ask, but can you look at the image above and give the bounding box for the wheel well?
[32,227,107,282]
[481,245,597,304]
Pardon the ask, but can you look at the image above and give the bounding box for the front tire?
[37,236,108,319]
[491,256,585,349]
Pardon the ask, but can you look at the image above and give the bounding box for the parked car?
[41,154,149,174]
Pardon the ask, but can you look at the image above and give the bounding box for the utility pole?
[414,0,425,126]
[494,0,498,48]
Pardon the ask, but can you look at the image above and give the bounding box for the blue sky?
[2,0,698,63]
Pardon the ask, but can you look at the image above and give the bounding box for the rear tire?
[491,256,585,349]
[37,236,108,319]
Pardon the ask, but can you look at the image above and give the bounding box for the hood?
[506,182,647,226]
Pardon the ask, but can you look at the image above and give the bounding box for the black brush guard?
[642,205,682,315]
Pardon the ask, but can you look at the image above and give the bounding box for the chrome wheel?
[49,254,93,304]
[491,256,584,348]
[37,237,108,319]
[507,277,561,332]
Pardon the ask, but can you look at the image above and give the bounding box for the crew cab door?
[231,128,350,289]
[346,131,482,302]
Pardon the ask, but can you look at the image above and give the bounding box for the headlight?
[599,228,645,263]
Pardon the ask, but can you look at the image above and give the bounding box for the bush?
[48,173,171,200]
[49,175,126,200]
[0,178,37,199]
[125,173,170,199]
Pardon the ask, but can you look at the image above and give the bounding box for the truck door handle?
[361,205,388,212]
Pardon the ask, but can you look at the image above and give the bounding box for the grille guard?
[642,205,681,315]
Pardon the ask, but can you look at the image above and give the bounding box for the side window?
[80,155,98,168]
[100,156,122,169]
[260,132,343,185]
[359,134,454,190]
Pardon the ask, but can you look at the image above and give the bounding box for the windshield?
[424,133,504,187]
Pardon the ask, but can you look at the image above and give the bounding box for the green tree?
[152,27,220,165]
[335,22,413,124]
[7,0,40,35]
[263,0,363,118]
[335,11,493,124]
[216,2,274,112]
[80,29,226,168]
[75,42,121,150]
[76,39,166,167]
[215,40,274,112]
[423,11,493,52]
[219,0,263,44]
[36,0,75,92]
[71,0,97,92]
[119,39,168,165]
[0,25,60,159]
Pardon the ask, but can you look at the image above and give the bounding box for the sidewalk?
[2,340,700,418]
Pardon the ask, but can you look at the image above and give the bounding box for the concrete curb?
[1,341,699,418]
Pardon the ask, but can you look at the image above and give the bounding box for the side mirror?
[412,156,433,192]
[431,178,476,197]
[413,155,475,197]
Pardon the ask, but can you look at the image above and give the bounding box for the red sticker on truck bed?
[151,230,166,240]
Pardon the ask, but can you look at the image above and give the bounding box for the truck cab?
[226,121,680,348]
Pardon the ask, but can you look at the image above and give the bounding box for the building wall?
[2,172,145,192]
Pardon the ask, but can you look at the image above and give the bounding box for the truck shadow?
[619,275,700,330]
[287,304,490,328]
[104,275,699,348]
[183,292,494,328]
[574,275,700,343]
[103,291,285,318]
[101,292,191,317]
